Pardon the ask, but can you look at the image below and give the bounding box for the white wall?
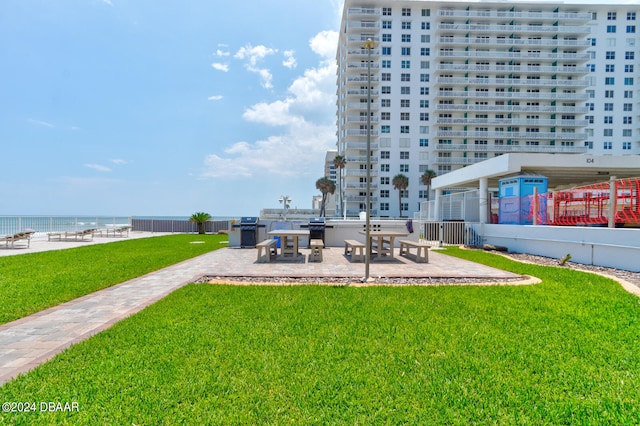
[474,224,640,272]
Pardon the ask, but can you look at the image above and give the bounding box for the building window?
[420,87,429,95]
[624,103,633,111]
[381,99,391,107]
[606,64,615,72]
[381,86,391,94]
[381,125,390,133]
[625,64,634,72]
[421,22,430,30]
[400,112,410,120]
[401,21,411,30]
[608,11,617,20]
[419,190,428,199]
[382,34,392,42]
[604,129,613,136]
[588,37,597,46]
[419,138,429,147]
[380,177,390,185]
[625,51,635,60]
[380,151,390,159]
[380,190,389,198]
[382,47,391,55]
[381,73,391,82]
[400,73,410,82]
[587,63,596,72]
[422,8,430,17]
[627,25,636,33]
[380,203,389,211]
[382,7,391,16]
[607,25,616,33]
[605,103,614,111]
[400,164,409,172]
[382,21,392,29]
[400,151,410,160]
[624,116,633,124]
[625,77,634,85]
[604,141,612,150]
[628,12,636,20]
[586,115,594,124]
[420,73,429,82]
[624,90,633,98]
[623,142,632,150]
[380,164,390,172]
[421,47,430,56]
[401,99,410,108]
[402,7,411,16]
[605,77,615,85]
[604,116,613,124]
[401,60,411,69]
[606,51,616,59]
[401,86,411,94]
[420,113,429,121]
[605,90,614,98]
[381,112,390,121]
[586,103,594,111]
[382,60,391,68]
[401,47,411,56]
[421,35,430,43]
[400,126,410,134]
[401,34,411,43]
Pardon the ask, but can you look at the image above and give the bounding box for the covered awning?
[432,153,640,191]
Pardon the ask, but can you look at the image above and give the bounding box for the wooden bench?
[344,239,365,263]
[309,239,324,262]
[256,238,278,262]
[398,240,429,263]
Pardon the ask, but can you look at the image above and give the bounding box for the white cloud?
[200,31,339,180]
[84,163,112,172]
[208,95,223,101]
[215,49,230,57]
[234,44,277,89]
[110,159,128,165]
[282,50,297,69]
[211,62,229,72]
[309,31,339,61]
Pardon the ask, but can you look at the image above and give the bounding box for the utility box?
[498,175,548,225]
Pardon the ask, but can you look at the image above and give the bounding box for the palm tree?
[315,177,336,217]
[420,169,437,200]
[392,174,409,218]
[189,211,211,234]
[333,155,346,217]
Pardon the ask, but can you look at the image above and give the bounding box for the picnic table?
[358,230,408,260]
[268,229,310,258]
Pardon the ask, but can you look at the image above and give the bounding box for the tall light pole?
[363,37,375,282]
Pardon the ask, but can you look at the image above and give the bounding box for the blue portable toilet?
[498,175,548,224]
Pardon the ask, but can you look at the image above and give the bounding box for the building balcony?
[436,23,590,35]
[434,90,589,101]
[345,141,379,150]
[434,50,591,61]
[345,102,380,110]
[347,21,381,33]
[346,182,378,190]
[346,115,379,123]
[346,88,380,97]
[436,118,589,127]
[434,104,589,113]
[434,77,589,87]
[346,169,379,177]
[346,129,379,137]
[346,195,379,203]
[437,9,593,21]
[435,130,587,139]
[436,37,591,49]
[346,62,380,71]
[346,76,379,84]
[346,35,381,45]
[347,7,381,18]
[435,64,589,74]
[434,143,588,154]
[344,155,379,163]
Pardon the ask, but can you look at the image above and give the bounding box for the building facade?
[336,0,639,218]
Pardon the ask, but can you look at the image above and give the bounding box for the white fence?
[0,216,132,237]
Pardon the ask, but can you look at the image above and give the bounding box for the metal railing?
[0,216,132,237]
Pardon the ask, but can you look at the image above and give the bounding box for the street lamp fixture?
[279,195,292,220]
[363,37,375,282]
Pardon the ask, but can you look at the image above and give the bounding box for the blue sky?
[0,0,344,216]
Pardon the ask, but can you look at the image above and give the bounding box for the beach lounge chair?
[105,226,131,237]
[48,228,96,242]
[0,231,34,248]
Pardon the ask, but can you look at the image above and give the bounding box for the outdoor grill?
[307,217,326,245]
[236,217,261,248]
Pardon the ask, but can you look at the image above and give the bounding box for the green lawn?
[1,248,639,424]
[0,234,227,325]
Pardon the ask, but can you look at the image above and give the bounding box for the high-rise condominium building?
[336,0,639,218]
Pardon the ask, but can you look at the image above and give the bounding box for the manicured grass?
[0,234,227,325]
[1,249,640,424]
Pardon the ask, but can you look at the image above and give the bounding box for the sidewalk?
[0,244,523,386]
